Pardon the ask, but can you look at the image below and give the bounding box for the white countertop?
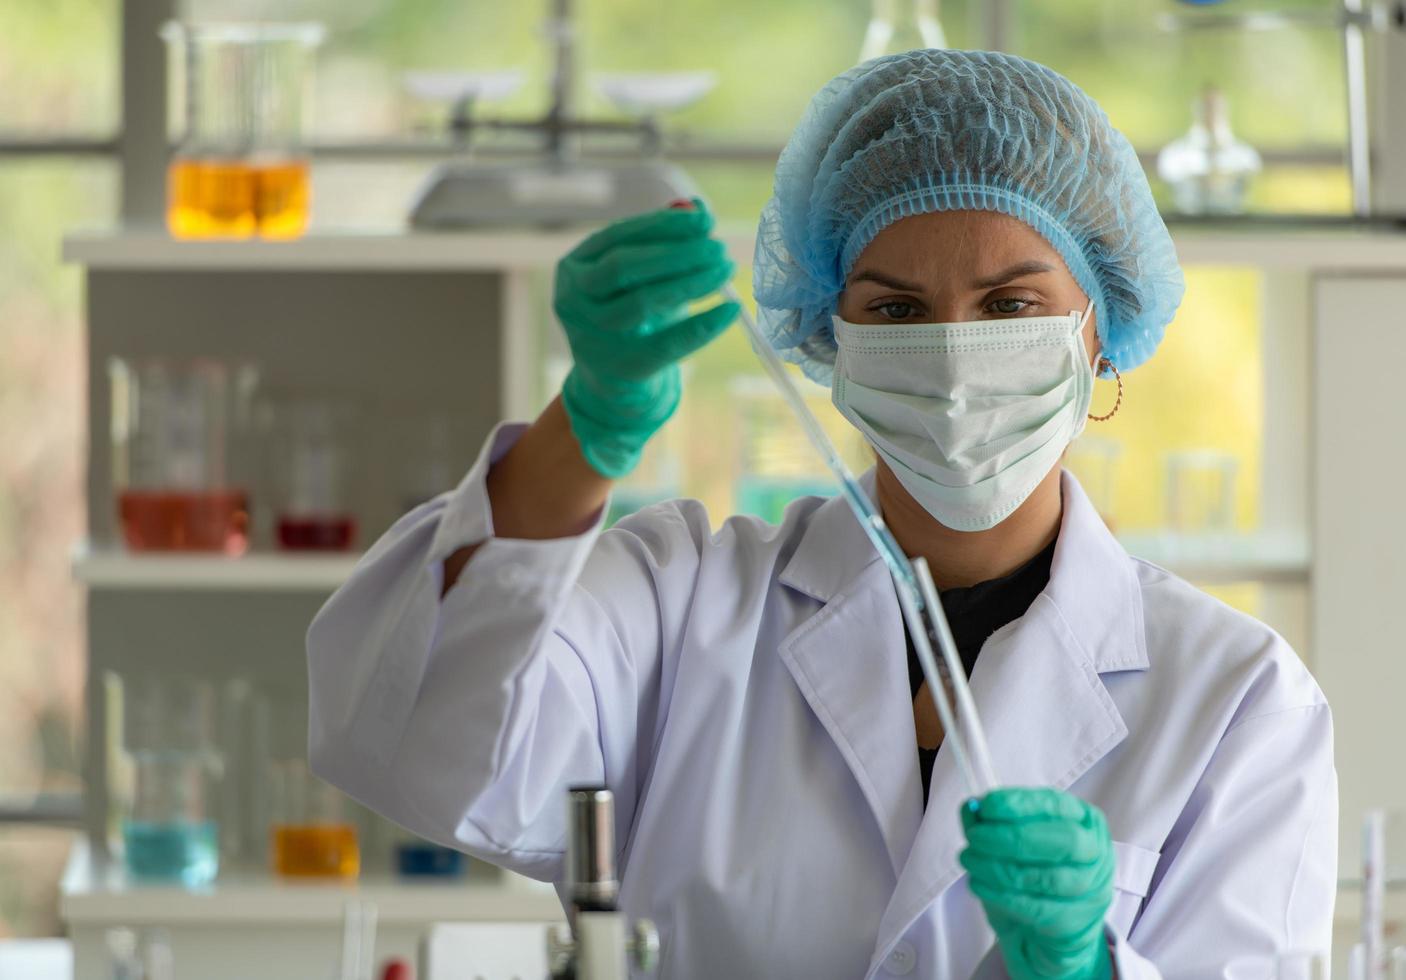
[62,225,1406,272]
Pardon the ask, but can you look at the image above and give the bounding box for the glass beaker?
[394,832,467,878]
[115,674,222,886]
[122,751,221,886]
[266,397,359,552]
[269,758,360,879]
[1065,435,1123,531]
[110,357,258,553]
[162,21,323,240]
[1164,449,1239,533]
[732,376,840,525]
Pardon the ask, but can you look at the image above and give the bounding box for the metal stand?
[408,0,698,228]
[546,787,659,980]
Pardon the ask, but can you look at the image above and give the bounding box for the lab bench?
[61,226,1406,974]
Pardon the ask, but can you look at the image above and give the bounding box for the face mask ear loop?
[1070,298,1122,422]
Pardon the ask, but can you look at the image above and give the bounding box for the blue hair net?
[752,49,1185,384]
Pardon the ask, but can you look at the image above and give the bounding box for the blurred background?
[2,0,1406,976]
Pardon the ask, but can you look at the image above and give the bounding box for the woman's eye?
[875,301,917,320]
[989,297,1033,315]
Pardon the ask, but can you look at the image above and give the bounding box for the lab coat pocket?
[1108,840,1161,937]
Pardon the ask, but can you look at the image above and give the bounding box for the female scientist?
[307,50,1336,979]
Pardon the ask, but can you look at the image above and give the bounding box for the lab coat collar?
[777,468,887,604]
[778,467,1149,674]
[1047,469,1150,674]
[775,467,1149,976]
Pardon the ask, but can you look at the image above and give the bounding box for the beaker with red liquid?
[267,398,359,552]
[110,358,259,554]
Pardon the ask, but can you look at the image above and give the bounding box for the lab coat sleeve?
[1108,702,1338,979]
[306,421,703,881]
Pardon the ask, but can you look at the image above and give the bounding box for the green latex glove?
[960,788,1116,980]
[553,198,741,478]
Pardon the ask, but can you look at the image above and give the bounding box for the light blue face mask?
[830,303,1096,532]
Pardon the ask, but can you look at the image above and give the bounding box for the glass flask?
[1157,86,1262,216]
[269,757,360,879]
[115,675,222,887]
[859,0,947,62]
[162,21,323,240]
[266,397,359,552]
[110,357,258,553]
[1164,448,1239,532]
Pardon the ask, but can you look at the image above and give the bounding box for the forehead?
[850,210,1068,281]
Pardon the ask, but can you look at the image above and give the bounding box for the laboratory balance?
[407,0,709,229]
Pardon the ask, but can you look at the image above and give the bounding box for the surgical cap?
[752,48,1185,384]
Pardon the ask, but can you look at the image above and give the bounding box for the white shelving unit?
[63,225,1406,274]
[61,842,562,980]
[72,544,361,592]
[1116,530,1311,585]
[70,532,1310,593]
[61,842,561,928]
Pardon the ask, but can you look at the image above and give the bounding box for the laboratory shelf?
[60,843,563,927]
[70,532,1309,593]
[63,226,1406,273]
[1116,530,1311,585]
[61,228,759,273]
[71,543,361,592]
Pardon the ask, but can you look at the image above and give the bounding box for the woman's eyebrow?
[846,261,1058,292]
[971,260,1057,289]
[845,269,926,291]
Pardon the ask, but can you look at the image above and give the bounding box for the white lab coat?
[307,423,1337,980]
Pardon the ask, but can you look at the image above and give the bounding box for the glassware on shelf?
[859,0,947,63]
[267,397,359,552]
[394,834,467,878]
[162,21,324,240]
[1156,85,1262,216]
[605,425,683,527]
[1164,448,1239,532]
[1065,435,1123,531]
[109,357,259,554]
[732,376,841,525]
[115,675,222,887]
[398,410,475,514]
[269,757,360,879]
[103,928,174,980]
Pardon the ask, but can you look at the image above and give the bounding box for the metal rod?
[1344,0,1374,216]
[567,786,620,912]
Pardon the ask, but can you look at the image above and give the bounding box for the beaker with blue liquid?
[116,675,223,886]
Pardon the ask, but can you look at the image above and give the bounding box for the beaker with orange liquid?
[109,358,260,554]
[162,22,322,240]
[268,758,360,879]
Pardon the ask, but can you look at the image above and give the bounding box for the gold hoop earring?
[1088,358,1122,422]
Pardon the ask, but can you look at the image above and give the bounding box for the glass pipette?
[721,280,999,797]
[665,199,998,796]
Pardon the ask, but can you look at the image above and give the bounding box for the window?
[0,159,118,935]
[0,0,119,135]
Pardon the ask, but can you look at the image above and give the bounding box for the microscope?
[546,787,659,980]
